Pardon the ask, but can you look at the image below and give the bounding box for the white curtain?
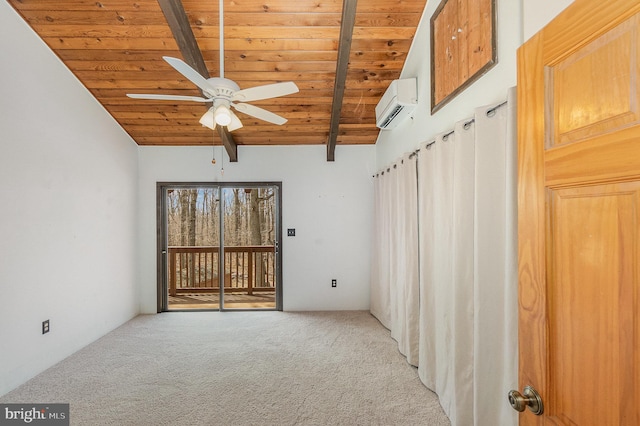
[418,123,475,426]
[370,165,390,327]
[371,154,420,365]
[371,89,518,426]
[393,154,419,365]
[370,161,398,330]
[472,87,518,426]
[388,161,400,340]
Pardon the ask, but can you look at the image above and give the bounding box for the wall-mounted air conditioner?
[375,78,418,129]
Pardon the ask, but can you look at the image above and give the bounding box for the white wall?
[523,0,573,41]
[138,145,375,312]
[375,0,573,168]
[0,3,139,396]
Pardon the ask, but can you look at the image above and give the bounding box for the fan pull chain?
[211,125,217,165]
[221,146,225,176]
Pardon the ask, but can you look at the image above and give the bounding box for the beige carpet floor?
[1,311,450,425]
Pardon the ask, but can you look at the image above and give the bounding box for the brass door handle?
[508,386,543,415]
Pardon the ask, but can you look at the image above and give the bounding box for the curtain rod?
[439,100,506,142]
[421,99,508,150]
[486,100,507,117]
[374,99,509,177]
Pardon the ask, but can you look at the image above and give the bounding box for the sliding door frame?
[156,181,283,313]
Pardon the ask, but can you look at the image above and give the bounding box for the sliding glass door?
[158,183,282,311]
[220,186,279,309]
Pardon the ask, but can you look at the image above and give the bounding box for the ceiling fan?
[126,0,299,132]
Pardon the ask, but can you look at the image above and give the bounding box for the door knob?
[508,386,543,415]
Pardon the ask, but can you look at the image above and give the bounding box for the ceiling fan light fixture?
[214,104,232,126]
[199,107,216,130]
[228,110,243,132]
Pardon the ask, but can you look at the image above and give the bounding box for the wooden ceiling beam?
[157,0,238,162]
[157,0,208,79]
[8,0,426,150]
[216,126,237,161]
[327,0,358,161]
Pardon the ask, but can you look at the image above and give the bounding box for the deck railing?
[168,246,275,296]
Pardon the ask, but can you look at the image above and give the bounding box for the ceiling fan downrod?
[125,0,299,131]
[219,0,224,79]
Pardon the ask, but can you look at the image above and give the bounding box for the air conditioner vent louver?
[375,78,418,130]
[378,104,405,129]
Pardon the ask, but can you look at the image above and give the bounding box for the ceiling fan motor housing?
[205,77,240,100]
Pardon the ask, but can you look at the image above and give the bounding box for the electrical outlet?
[42,320,50,334]
[287,228,296,237]
[331,279,337,288]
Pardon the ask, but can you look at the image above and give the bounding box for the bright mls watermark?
[0,404,68,425]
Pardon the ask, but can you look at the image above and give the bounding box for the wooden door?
[517,0,640,425]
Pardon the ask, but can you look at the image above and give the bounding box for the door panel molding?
[546,15,640,148]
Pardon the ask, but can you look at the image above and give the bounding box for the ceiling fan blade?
[232,103,287,125]
[163,56,216,95]
[232,82,299,102]
[228,110,244,132]
[127,94,212,102]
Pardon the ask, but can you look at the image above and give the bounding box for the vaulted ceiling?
[7,0,427,161]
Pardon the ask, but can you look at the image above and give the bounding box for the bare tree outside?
[166,186,277,298]
[167,188,220,246]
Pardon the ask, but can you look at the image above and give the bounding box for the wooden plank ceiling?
[7,0,426,159]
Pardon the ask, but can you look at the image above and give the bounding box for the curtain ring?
[486,101,507,117]
[463,119,474,130]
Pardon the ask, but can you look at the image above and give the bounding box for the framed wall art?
[430,0,497,113]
